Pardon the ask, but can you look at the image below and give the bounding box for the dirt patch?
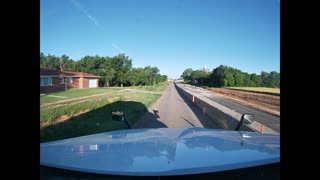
[40,121,51,128]
[73,109,91,116]
[208,88,280,116]
[107,97,116,102]
[42,109,92,127]
[56,115,69,123]
[107,97,122,102]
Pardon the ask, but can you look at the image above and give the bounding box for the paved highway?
[177,84,280,133]
[134,83,222,129]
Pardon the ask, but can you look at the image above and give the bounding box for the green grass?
[40,96,64,104]
[225,87,280,95]
[130,82,168,92]
[40,98,112,123]
[40,88,119,105]
[41,83,168,105]
[41,88,117,101]
[40,90,161,142]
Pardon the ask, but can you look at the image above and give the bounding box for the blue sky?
[40,0,280,79]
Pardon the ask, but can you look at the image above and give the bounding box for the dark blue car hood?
[40,127,280,176]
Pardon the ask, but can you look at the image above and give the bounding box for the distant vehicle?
[40,112,279,179]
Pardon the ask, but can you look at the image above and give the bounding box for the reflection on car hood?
[40,127,280,176]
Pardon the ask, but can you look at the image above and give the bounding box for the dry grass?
[226,87,280,95]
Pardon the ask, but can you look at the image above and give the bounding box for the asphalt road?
[134,83,222,129]
[179,84,280,133]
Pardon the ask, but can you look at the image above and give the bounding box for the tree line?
[40,53,168,87]
[180,65,280,88]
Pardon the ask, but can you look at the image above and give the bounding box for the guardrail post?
[192,95,195,106]
[260,124,264,133]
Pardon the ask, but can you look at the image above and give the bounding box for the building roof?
[40,68,100,78]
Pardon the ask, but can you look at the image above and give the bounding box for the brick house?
[40,68,100,92]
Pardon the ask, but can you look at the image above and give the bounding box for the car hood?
[40,127,280,176]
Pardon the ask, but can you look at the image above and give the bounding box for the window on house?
[59,77,64,84]
[68,77,73,83]
[40,77,52,86]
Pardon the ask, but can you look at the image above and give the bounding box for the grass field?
[40,88,118,104]
[130,82,168,92]
[40,82,168,105]
[40,82,167,142]
[225,87,280,95]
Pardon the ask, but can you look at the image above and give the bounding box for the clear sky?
[40,0,280,79]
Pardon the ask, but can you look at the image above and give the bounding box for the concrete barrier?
[175,83,279,135]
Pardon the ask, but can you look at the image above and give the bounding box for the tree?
[40,52,46,68]
[181,68,193,82]
[74,55,101,74]
[161,75,168,82]
[59,54,75,71]
[190,70,208,84]
[126,68,145,86]
[260,71,271,87]
[269,71,280,88]
[243,73,251,87]
[40,52,169,87]
[180,63,279,88]
[225,72,235,86]
[42,54,60,70]
[109,53,132,87]
[155,73,162,84]
[210,65,228,87]
[234,71,245,87]
[250,73,261,87]
[144,66,159,85]
[105,68,116,87]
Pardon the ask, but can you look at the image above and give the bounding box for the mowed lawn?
[40,82,168,142]
[225,87,280,95]
[40,88,118,105]
[40,82,168,105]
[130,82,168,92]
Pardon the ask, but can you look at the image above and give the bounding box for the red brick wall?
[40,77,99,92]
[83,78,89,88]
[67,77,80,89]
[40,77,65,93]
